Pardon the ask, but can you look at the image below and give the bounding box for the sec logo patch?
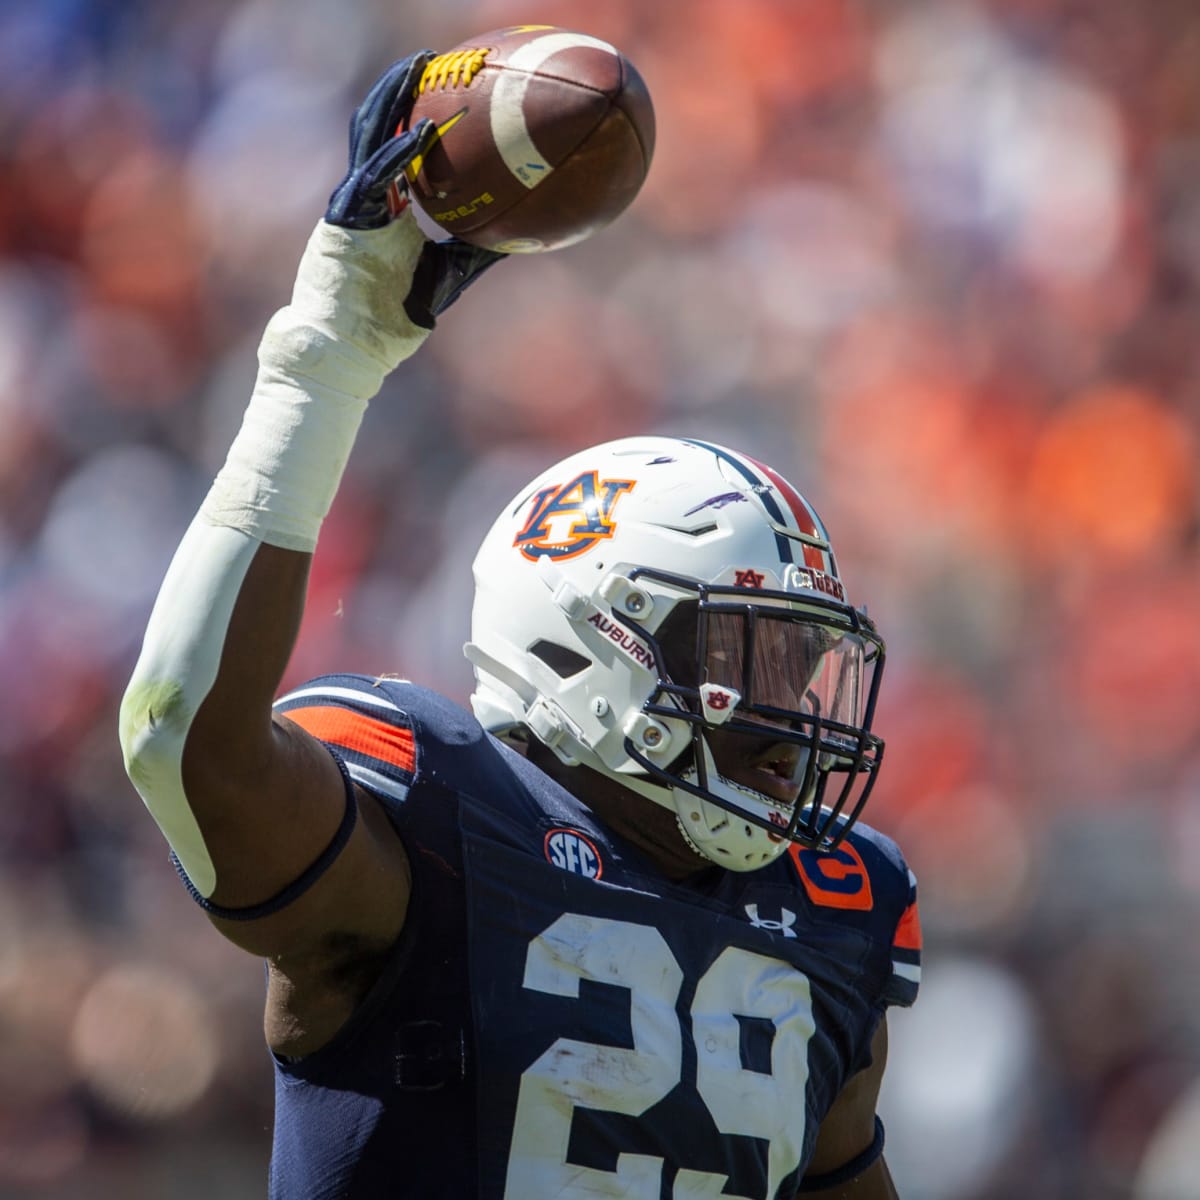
[544,828,603,879]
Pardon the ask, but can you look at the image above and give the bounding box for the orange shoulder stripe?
[893,898,923,952]
[282,705,416,774]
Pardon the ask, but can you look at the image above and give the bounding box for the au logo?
[514,472,635,562]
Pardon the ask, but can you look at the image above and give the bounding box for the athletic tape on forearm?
[121,215,431,896]
[120,519,258,897]
[202,214,431,552]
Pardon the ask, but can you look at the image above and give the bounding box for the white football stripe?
[892,961,922,983]
[491,32,619,189]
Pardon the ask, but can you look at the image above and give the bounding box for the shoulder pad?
[787,821,922,1008]
[274,674,417,805]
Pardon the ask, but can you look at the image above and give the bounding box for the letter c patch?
[789,842,874,911]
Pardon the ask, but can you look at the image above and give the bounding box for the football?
[399,25,655,253]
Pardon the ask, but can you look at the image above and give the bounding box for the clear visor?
[703,609,867,732]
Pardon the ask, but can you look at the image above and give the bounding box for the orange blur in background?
[0,1,1197,1197]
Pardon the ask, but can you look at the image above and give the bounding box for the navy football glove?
[403,238,506,329]
[326,53,506,327]
[326,51,437,231]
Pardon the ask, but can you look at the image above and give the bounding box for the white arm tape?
[202,213,431,552]
[120,519,257,897]
[121,213,431,896]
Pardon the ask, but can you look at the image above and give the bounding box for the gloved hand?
[325,51,436,231]
[325,52,505,328]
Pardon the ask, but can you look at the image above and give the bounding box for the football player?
[120,52,920,1199]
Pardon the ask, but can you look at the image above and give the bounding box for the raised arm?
[118,54,501,975]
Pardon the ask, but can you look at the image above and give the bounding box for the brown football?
[400,26,655,253]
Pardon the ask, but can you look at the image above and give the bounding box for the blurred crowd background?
[1,0,1197,1196]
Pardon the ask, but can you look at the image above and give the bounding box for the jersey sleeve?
[882,866,921,1008]
[788,821,923,1011]
[274,674,417,807]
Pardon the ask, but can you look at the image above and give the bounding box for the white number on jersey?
[503,914,815,1199]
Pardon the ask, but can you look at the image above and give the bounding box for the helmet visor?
[703,608,868,739]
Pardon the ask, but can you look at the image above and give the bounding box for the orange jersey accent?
[283,705,416,775]
[893,898,923,952]
[788,842,876,912]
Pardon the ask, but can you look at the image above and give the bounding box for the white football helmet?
[465,436,885,870]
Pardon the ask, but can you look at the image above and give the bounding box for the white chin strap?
[672,739,796,872]
[610,735,797,872]
[663,686,793,869]
[489,677,805,872]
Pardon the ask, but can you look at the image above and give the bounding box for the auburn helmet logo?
[513,472,635,561]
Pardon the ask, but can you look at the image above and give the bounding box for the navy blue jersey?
[266,675,921,1200]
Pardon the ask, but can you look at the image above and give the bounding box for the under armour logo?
[744,903,797,938]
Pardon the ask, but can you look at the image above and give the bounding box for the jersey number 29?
[503,913,815,1199]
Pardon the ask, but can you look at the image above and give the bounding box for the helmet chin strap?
[674,738,794,871]
[609,733,795,871]
[500,685,802,870]
[581,756,755,869]
[673,815,714,863]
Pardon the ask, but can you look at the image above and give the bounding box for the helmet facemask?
[622,569,886,865]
